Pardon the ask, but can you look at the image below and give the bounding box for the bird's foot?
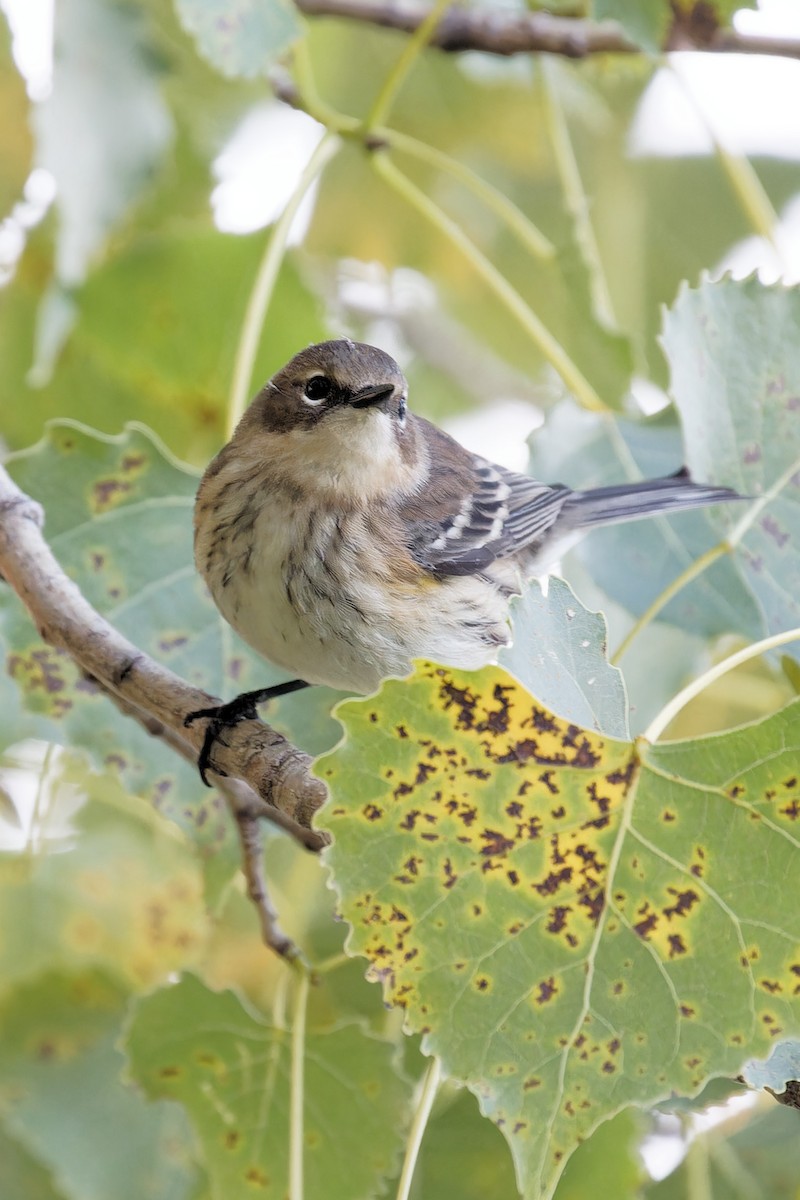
[184,680,309,786]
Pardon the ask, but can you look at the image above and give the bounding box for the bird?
[186,338,740,782]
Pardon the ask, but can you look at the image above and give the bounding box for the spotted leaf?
[318,664,800,1199]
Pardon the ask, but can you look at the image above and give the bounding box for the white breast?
[201,495,518,694]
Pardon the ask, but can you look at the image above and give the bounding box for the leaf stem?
[379,126,555,259]
[643,627,800,744]
[289,967,310,1200]
[685,1133,713,1200]
[540,58,616,325]
[612,454,800,661]
[611,541,728,664]
[226,131,340,438]
[366,0,451,130]
[395,1056,441,1200]
[314,949,352,974]
[671,63,781,252]
[291,39,361,135]
[371,150,609,413]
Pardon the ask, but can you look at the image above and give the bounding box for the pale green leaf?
[664,275,800,659]
[173,0,302,79]
[527,401,760,643]
[0,971,200,1200]
[125,973,412,1200]
[499,577,629,740]
[318,665,800,1198]
[593,0,670,52]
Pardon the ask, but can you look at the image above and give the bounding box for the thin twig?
[234,806,305,961]
[296,0,636,57]
[226,133,341,437]
[644,627,800,743]
[294,0,800,61]
[0,465,329,839]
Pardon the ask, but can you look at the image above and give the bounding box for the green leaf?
[33,0,173,288]
[0,1125,66,1200]
[561,557,711,737]
[593,0,670,53]
[1,422,342,845]
[173,0,302,79]
[1,229,328,462]
[125,973,412,1200]
[411,1085,520,1199]
[527,400,762,644]
[654,1073,745,1114]
[664,275,800,659]
[0,971,201,1200]
[415,1088,644,1200]
[318,665,800,1199]
[553,1108,644,1200]
[75,234,328,460]
[499,577,629,740]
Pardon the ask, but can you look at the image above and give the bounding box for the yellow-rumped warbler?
[187,338,739,780]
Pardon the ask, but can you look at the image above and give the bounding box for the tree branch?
[294,0,800,61]
[0,465,329,848]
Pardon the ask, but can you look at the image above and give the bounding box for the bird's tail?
[564,470,743,529]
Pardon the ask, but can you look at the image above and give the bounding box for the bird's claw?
[183,682,308,786]
[184,696,261,786]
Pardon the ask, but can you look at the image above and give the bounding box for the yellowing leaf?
[317,664,800,1199]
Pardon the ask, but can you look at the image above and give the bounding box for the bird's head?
[240,339,420,499]
[266,338,407,427]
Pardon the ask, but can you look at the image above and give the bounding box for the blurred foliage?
[1,0,799,1197]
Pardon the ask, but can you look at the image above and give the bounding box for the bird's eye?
[304,375,333,404]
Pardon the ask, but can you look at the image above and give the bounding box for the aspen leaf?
[318,665,800,1198]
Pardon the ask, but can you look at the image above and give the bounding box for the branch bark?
[0,465,329,848]
[294,0,800,61]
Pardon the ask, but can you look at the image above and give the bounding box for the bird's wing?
[400,418,572,577]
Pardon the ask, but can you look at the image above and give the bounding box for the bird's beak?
[350,383,396,409]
